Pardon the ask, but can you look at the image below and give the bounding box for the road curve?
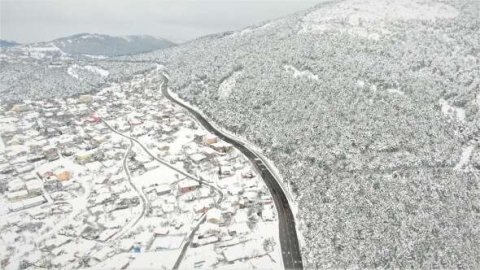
[161,76,304,270]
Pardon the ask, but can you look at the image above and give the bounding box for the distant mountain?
[51,33,175,56]
[0,39,19,48]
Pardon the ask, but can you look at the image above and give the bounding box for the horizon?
[1,0,320,44]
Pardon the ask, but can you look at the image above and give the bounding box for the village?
[0,68,282,270]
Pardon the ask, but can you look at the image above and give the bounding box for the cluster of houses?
[0,69,281,270]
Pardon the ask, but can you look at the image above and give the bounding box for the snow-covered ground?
[219,71,242,99]
[439,98,466,122]
[67,64,110,80]
[455,145,476,171]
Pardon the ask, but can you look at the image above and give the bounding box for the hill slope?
[131,0,480,268]
[52,33,175,56]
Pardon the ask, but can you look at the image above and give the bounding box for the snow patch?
[387,88,405,96]
[284,65,319,81]
[455,145,475,170]
[67,64,109,80]
[67,66,79,79]
[219,71,242,99]
[439,99,465,122]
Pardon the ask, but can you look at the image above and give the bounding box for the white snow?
[439,98,466,122]
[219,71,242,99]
[284,65,319,81]
[387,88,405,96]
[455,145,475,170]
[67,66,79,79]
[67,64,109,80]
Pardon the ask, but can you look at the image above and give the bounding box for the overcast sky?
[1,0,320,44]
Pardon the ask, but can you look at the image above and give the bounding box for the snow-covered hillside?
[128,0,480,268]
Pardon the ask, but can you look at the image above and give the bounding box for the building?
[206,208,222,224]
[92,246,115,262]
[25,179,44,195]
[78,95,93,103]
[6,189,29,201]
[220,166,234,176]
[55,169,71,181]
[190,153,207,164]
[204,134,218,145]
[12,104,29,113]
[7,178,25,192]
[43,146,60,161]
[144,161,159,171]
[76,150,93,164]
[194,130,206,143]
[193,198,215,214]
[210,142,233,153]
[178,179,200,194]
[155,184,171,196]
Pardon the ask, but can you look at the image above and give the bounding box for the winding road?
[160,75,304,270]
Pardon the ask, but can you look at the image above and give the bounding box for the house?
[144,161,159,171]
[54,169,71,181]
[12,104,29,113]
[157,144,170,151]
[178,179,200,194]
[206,208,222,224]
[43,146,60,161]
[228,222,251,236]
[220,166,234,176]
[76,150,94,164]
[162,203,175,213]
[201,147,217,158]
[241,170,255,179]
[87,115,102,123]
[222,239,266,263]
[7,189,29,201]
[204,134,218,145]
[194,130,206,143]
[210,142,233,153]
[149,235,184,251]
[7,178,25,192]
[262,206,275,222]
[193,198,215,214]
[78,95,93,103]
[155,184,171,196]
[192,235,219,248]
[25,179,44,195]
[92,246,115,262]
[190,153,207,164]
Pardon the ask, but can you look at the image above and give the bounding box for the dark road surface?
[161,76,304,270]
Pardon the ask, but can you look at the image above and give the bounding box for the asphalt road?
[161,76,304,270]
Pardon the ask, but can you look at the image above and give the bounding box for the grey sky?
[1,0,320,44]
